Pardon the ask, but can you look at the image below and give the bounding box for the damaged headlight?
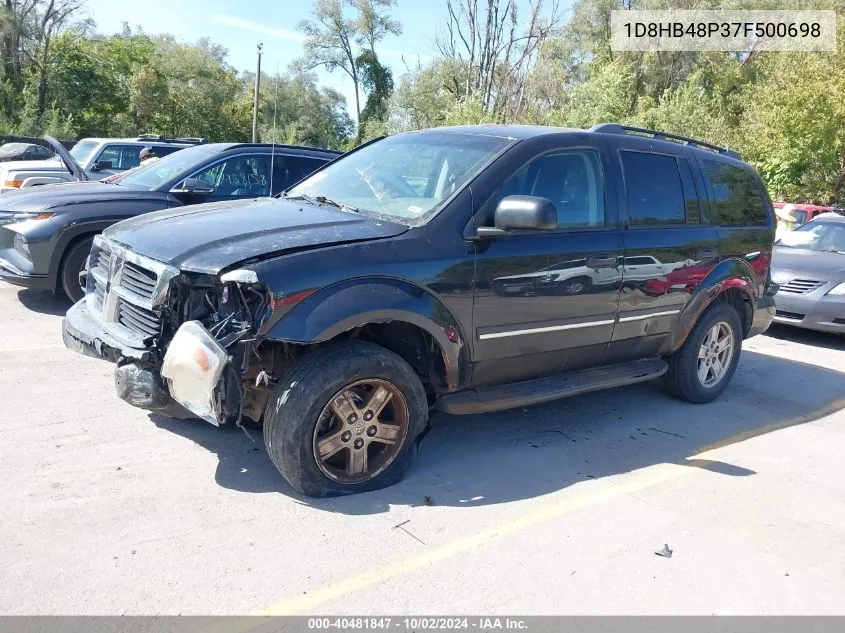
[161,321,229,424]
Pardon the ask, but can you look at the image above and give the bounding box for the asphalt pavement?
[1,283,844,615]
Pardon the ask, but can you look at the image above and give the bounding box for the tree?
[298,0,363,124]
[435,0,562,119]
[298,0,400,135]
[356,49,393,125]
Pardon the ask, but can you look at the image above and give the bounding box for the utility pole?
[252,43,263,143]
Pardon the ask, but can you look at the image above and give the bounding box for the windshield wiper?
[285,193,358,213]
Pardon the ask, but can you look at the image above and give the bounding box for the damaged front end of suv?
[63,235,275,427]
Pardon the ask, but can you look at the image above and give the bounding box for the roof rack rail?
[135,134,205,144]
[590,123,741,160]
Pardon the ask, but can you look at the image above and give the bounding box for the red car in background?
[773,202,839,230]
[642,251,771,297]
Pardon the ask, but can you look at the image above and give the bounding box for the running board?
[436,359,668,415]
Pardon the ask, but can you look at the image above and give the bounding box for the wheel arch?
[663,257,758,354]
[261,277,470,391]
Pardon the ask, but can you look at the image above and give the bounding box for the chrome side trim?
[478,319,615,340]
[617,309,681,323]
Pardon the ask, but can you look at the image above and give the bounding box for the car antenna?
[269,62,279,198]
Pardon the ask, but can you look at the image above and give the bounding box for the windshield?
[116,144,218,190]
[287,131,514,223]
[778,221,845,253]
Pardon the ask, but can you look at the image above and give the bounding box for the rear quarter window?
[701,160,768,227]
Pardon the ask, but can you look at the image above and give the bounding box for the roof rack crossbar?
[590,123,741,159]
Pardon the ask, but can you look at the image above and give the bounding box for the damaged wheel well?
[715,287,753,337]
[242,321,449,423]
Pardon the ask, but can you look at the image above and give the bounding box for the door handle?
[697,248,718,260]
[587,254,618,269]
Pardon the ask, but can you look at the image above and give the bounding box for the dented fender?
[662,257,760,354]
[260,277,469,390]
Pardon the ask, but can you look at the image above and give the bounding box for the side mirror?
[91,160,113,172]
[170,177,215,196]
[476,195,558,238]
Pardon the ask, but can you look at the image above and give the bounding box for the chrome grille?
[121,262,157,301]
[84,236,179,347]
[118,299,161,337]
[89,247,112,311]
[778,279,825,294]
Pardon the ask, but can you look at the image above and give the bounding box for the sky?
[82,0,442,121]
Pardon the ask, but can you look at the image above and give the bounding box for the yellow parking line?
[248,396,845,617]
[259,463,688,616]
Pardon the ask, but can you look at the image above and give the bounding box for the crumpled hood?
[103,197,409,274]
[772,246,845,282]
[0,181,151,213]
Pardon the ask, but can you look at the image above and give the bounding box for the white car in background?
[0,135,202,193]
[492,255,694,296]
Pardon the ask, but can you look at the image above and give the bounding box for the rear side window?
[701,160,767,226]
[273,155,327,191]
[621,151,686,226]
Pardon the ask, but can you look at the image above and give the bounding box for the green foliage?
[356,50,393,126]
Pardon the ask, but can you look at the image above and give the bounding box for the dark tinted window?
[193,155,272,197]
[152,146,185,158]
[493,149,606,228]
[273,155,327,192]
[622,151,686,226]
[677,159,701,223]
[702,160,767,226]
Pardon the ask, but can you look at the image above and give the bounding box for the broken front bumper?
[62,299,150,364]
[63,300,233,422]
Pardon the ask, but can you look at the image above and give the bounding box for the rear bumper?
[773,292,845,335]
[0,256,54,290]
[748,293,776,338]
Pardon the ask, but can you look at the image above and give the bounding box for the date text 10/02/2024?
[307,617,529,631]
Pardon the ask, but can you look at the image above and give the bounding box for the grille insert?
[778,279,824,295]
[117,299,161,337]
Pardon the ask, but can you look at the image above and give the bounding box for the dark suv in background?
[62,123,777,497]
[0,141,340,301]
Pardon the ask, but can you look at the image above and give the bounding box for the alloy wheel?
[697,322,734,388]
[312,378,410,484]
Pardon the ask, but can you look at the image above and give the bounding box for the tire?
[59,236,95,303]
[262,340,429,497]
[562,276,591,296]
[663,301,743,404]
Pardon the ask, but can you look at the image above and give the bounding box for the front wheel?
[59,236,95,303]
[663,302,743,403]
[262,340,429,497]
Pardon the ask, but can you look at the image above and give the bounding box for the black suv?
[62,124,777,497]
[0,142,340,302]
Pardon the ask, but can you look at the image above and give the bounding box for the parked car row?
[0,134,204,193]
[0,139,340,301]
[1,122,837,499]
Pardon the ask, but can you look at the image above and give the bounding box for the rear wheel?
[262,340,429,497]
[59,236,94,303]
[663,302,742,403]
